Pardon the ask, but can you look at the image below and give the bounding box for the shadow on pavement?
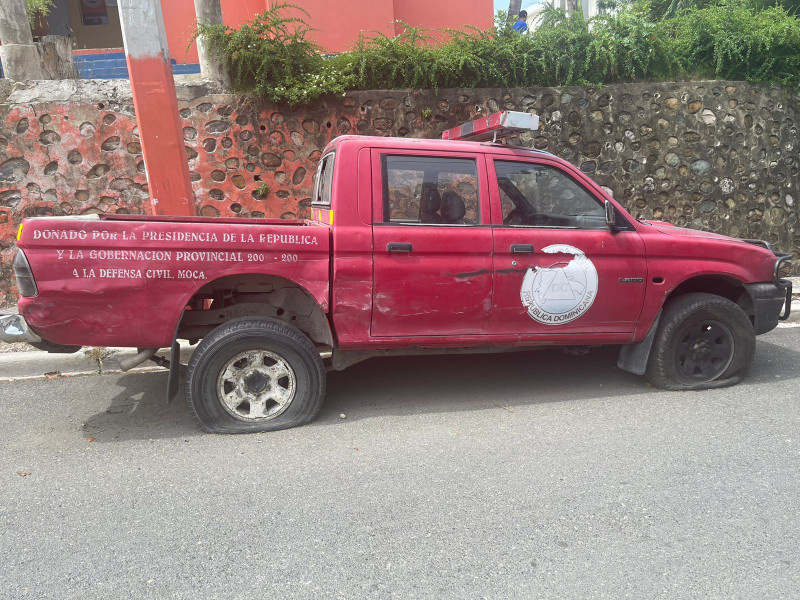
[82,371,202,442]
[82,333,800,440]
[316,336,800,426]
[317,346,640,425]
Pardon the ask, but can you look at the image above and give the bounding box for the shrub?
[585,5,674,82]
[195,1,800,105]
[26,0,53,25]
[665,1,800,85]
[329,24,440,91]
[194,3,350,104]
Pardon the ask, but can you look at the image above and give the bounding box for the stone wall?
[0,79,797,303]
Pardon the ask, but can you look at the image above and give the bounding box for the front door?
[488,157,647,338]
[371,150,493,337]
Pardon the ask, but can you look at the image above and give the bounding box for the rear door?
[371,149,493,337]
[488,156,647,338]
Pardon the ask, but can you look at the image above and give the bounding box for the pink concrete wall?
[393,0,493,31]
[161,0,269,65]
[279,0,395,53]
[160,0,198,64]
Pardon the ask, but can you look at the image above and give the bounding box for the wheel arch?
[644,291,755,390]
[619,274,755,377]
[665,274,754,326]
[174,273,334,347]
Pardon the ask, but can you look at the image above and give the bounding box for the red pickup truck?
[2,114,792,433]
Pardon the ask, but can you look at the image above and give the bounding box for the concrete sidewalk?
[0,343,196,381]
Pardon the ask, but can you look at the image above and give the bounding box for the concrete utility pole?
[193,0,230,89]
[0,0,45,80]
[117,0,194,216]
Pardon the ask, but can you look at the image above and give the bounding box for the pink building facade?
[49,0,493,64]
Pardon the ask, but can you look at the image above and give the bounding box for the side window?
[495,161,606,229]
[381,155,479,225]
[312,153,335,206]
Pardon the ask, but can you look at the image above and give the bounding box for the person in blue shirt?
[513,10,528,33]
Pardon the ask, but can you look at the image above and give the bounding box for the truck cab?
[317,133,788,351]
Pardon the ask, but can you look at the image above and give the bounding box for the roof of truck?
[324,134,560,160]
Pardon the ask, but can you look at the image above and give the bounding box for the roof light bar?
[441,110,540,142]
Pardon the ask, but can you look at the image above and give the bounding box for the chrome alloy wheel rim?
[216,350,296,421]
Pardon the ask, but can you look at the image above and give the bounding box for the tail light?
[13,250,38,297]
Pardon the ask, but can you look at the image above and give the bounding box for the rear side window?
[380,155,479,225]
[312,153,335,206]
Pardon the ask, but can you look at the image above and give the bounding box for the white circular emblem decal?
[520,244,598,325]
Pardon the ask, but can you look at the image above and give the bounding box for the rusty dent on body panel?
[450,267,529,281]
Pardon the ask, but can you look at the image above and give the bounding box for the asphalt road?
[2,327,799,599]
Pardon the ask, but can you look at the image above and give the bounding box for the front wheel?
[185,318,325,433]
[646,293,755,390]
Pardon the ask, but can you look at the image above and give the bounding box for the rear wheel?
[186,318,325,433]
[646,293,755,390]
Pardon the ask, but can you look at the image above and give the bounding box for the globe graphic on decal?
[531,259,588,314]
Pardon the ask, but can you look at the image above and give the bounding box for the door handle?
[387,242,413,253]
[510,244,534,254]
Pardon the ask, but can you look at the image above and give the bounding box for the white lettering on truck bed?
[41,224,322,284]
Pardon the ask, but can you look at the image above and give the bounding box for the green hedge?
[196,1,800,105]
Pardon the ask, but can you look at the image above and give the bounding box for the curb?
[0,342,196,382]
[784,300,800,324]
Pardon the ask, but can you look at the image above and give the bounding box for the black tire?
[646,292,755,391]
[185,318,325,433]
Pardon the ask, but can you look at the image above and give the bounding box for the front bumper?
[745,279,792,335]
[0,313,42,344]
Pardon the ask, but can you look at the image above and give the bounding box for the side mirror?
[605,200,615,229]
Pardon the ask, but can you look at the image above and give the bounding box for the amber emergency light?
[441,110,540,143]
